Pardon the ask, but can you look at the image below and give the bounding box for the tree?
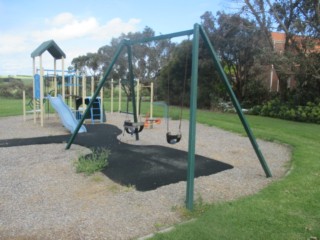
[95,26,174,99]
[157,40,191,106]
[128,26,175,83]
[157,30,226,109]
[85,53,101,77]
[270,0,320,103]
[158,11,269,109]
[242,0,320,102]
[209,12,269,103]
[98,36,128,82]
[71,55,88,74]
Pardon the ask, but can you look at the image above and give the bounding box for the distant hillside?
[0,76,33,99]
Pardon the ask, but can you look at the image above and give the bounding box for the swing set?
[122,41,189,144]
[66,24,272,210]
[122,50,188,144]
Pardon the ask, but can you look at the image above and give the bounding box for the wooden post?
[73,74,76,98]
[82,75,86,114]
[100,86,104,122]
[54,59,57,97]
[136,79,140,119]
[40,55,44,127]
[76,71,79,97]
[91,76,94,96]
[118,79,121,112]
[32,57,36,123]
[23,90,26,121]
[62,57,65,100]
[69,74,72,109]
[111,79,114,113]
[150,82,154,119]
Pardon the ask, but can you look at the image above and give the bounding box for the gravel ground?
[0,113,291,239]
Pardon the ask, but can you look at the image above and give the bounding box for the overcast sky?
[0,0,235,75]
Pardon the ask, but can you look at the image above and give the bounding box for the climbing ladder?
[88,97,103,124]
[76,96,105,124]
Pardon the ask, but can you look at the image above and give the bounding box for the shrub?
[0,78,25,99]
[242,79,270,108]
[249,98,320,124]
[75,148,110,175]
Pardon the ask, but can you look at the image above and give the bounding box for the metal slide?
[47,94,87,133]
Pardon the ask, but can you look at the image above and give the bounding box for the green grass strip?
[0,97,24,117]
[152,111,320,240]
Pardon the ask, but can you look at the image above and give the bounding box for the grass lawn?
[0,97,23,117]
[152,111,320,240]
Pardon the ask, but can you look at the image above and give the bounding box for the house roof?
[271,32,286,43]
[271,32,286,52]
[31,40,66,59]
[271,32,320,53]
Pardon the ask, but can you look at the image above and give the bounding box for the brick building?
[266,32,320,92]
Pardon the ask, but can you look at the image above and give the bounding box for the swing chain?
[166,35,190,144]
[178,35,190,131]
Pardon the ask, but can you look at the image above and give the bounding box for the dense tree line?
[71,0,320,115]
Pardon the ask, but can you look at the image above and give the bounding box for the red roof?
[270,32,320,53]
[271,32,286,42]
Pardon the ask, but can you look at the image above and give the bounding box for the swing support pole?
[199,25,272,178]
[186,24,200,210]
[66,42,125,149]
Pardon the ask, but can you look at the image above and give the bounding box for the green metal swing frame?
[66,23,272,210]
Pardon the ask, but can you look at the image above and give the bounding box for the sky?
[0,0,235,75]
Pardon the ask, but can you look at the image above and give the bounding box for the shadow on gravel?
[0,124,233,191]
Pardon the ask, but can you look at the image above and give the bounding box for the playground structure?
[136,80,162,129]
[108,78,161,129]
[47,94,87,133]
[25,40,104,132]
[66,24,273,210]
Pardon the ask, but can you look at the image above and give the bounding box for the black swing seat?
[166,132,182,144]
[123,120,144,135]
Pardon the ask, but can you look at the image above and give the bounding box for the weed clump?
[75,148,110,175]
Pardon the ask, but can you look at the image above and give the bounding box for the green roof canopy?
[31,40,66,59]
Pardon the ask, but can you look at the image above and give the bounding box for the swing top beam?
[65,23,272,211]
[127,29,193,45]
